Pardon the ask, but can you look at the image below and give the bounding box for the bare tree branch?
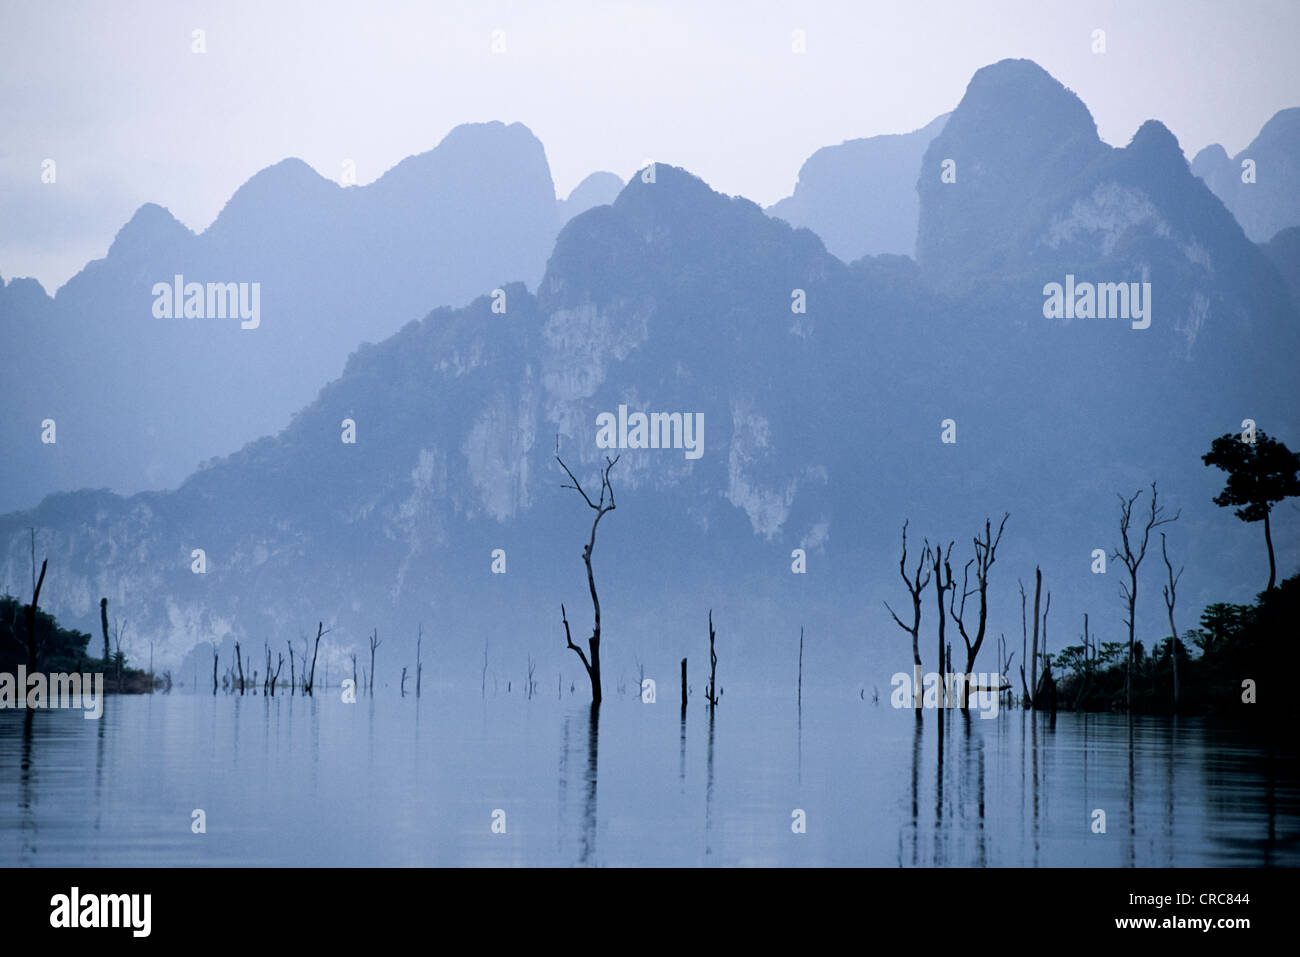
[556,455,619,705]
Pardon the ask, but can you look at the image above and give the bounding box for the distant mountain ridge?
[1192,107,1300,244]
[559,171,625,223]
[767,113,949,261]
[0,123,616,514]
[916,59,1294,376]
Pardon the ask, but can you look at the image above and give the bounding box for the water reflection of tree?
[705,709,716,861]
[558,705,600,866]
[18,710,37,862]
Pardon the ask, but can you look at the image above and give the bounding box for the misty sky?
[2,0,1297,293]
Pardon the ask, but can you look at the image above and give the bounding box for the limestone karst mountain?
[0,122,561,513]
[767,113,949,261]
[558,171,625,223]
[1192,108,1300,244]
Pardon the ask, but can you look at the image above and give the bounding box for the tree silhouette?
[1203,431,1300,592]
[1112,482,1179,711]
[557,454,619,705]
[1160,533,1183,711]
[883,520,931,713]
[950,513,1010,708]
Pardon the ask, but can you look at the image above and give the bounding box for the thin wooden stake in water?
[705,611,718,710]
[797,626,804,713]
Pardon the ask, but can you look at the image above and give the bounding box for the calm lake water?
[2,688,1296,866]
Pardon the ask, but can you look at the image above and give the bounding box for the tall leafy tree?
[1203,431,1300,592]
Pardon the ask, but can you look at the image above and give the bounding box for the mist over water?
[3,691,1294,867]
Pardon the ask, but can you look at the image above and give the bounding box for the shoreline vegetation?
[882,429,1300,724]
[1018,573,1296,718]
[1,593,163,695]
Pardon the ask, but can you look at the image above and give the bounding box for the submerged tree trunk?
[1017,581,1029,707]
[931,542,954,707]
[1264,507,1276,592]
[556,455,619,706]
[1073,613,1092,711]
[1161,533,1183,712]
[1114,483,1179,712]
[367,629,381,693]
[1030,568,1041,711]
[305,622,327,694]
[100,597,111,667]
[20,557,47,673]
[951,515,1009,709]
[883,521,931,714]
[705,611,719,709]
[797,627,804,713]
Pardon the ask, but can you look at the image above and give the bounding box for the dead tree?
[997,633,1016,710]
[1029,568,1042,708]
[287,641,296,696]
[527,655,537,699]
[304,621,329,695]
[415,623,424,698]
[797,626,804,713]
[1040,591,1052,684]
[263,643,271,694]
[949,514,1009,708]
[212,646,218,695]
[1112,483,1179,711]
[680,658,687,711]
[111,618,127,688]
[270,653,284,696]
[368,629,382,693]
[1073,613,1093,710]
[19,554,48,672]
[1018,580,1030,706]
[883,520,932,713]
[705,610,719,709]
[400,667,408,697]
[1034,591,1054,712]
[930,540,955,705]
[100,597,110,666]
[556,454,619,706]
[1160,532,1183,711]
[351,652,358,692]
[235,641,245,695]
[10,529,49,672]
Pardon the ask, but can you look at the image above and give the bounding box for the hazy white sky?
[2,0,1297,292]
